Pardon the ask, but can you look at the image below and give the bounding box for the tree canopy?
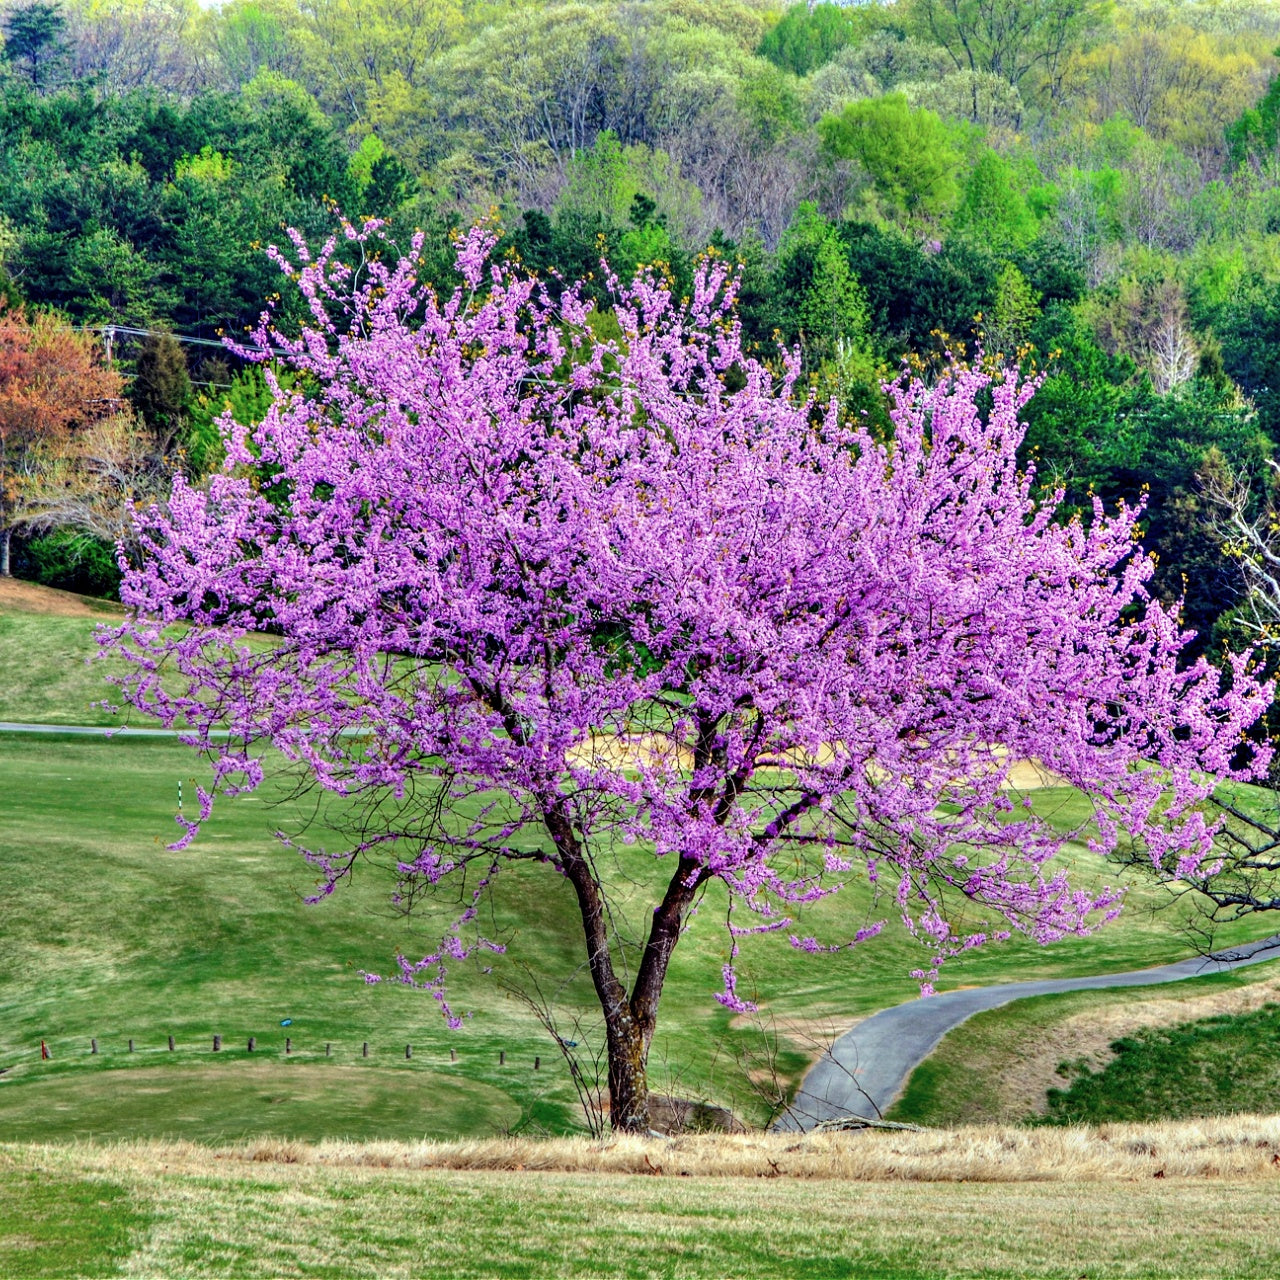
[106,224,1270,1131]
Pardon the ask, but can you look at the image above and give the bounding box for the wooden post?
[499,1050,505,1066]
[168,1036,175,1051]
[362,1041,368,1058]
[450,1047,456,1063]
[535,1056,540,1071]
[213,1034,221,1052]
[325,1043,331,1057]
[90,1039,97,1055]
[128,1039,134,1053]
[247,1037,255,1052]
[285,1038,291,1055]
[405,1044,412,1059]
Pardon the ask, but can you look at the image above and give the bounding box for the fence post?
[168,1036,175,1052]
[535,1056,540,1071]
[450,1047,457,1063]
[128,1039,134,1053]
[285,1038,291,1055]
[90,1039,97,1055]
[325,1043,331,1057]
[405,1044,412,1059]
[362,1042,368,1058]
[247,1037,255,1052]
[499,1050,505,1066]
[213,1035,221,1052]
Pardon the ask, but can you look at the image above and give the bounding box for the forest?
[3,0,1280,667]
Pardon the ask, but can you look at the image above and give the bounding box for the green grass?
[0,1165,146,1278]
[0,1062,519,1143]
[887,965,1280,1126]
[1042,1002,1280,1124]
[3,598,1279,1142]
[5,1142,1280,1279]
[0,606,130,727]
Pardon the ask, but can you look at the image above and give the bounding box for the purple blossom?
[101,219,1272,1100]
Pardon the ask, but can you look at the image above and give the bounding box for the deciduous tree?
[107,223,1270,1132]
[0,306,122,575]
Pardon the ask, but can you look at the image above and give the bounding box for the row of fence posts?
[68,1037,541,1069]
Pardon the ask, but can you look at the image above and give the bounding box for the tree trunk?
[604,1010,651,1133]
[561,833,707,1132]
[0,526,10,577]
[545,795,713,1132]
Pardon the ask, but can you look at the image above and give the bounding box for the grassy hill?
[2,582,1276,1143]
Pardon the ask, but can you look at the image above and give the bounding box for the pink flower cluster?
[104,220,1272,1014]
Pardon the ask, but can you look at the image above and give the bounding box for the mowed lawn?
[6,1140,1280,1280]
[2,588,1278,1143]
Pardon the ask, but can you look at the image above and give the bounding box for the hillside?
[1,594,1276,1142]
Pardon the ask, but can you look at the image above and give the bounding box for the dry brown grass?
[181,1116,1280,1182]
[10,1133,1280,1277]
[0,577,121,618]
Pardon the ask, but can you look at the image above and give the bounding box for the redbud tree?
[106,223,1271,1132]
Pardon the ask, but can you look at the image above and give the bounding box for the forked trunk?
[570,840,706,1133]
[545,795,707,1133]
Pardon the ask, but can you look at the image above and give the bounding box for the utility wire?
[79,323,296,360]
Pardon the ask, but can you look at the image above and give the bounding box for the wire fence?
[5,1036,545,1074]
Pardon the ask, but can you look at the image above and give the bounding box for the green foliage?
[187,364,288,476]
[984,262,1040,355]
[130,330,192,445]
[1044,1003,1280,1123]
[952,148,1039,254]
[819,92,959,224]
[1021,302,1142,485]
[839,221,997,357]
[758,2,863,78]
[1227,55,1280,168]
[736,61,805,146]
[175,145,234,183]
[905,0,1097,95]
[773,202,870,365]
[19,528,122,599]
[1,0,67,91]
[549,132,698,292]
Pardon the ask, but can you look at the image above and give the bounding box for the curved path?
[777,932,1280,1131]
[0,721,183,737]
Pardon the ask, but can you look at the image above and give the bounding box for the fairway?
[4,591,1280,1142]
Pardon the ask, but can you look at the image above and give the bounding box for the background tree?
[107,223,1269,1133]
[819,93,959,226]
[757,2,863,79]
[905,0,1098,102]
[1,0,68,91]
[129,329,191,451]
[0,306,123,575]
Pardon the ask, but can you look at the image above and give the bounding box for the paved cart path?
[0,721,185,737]
[777,932,1280,1131]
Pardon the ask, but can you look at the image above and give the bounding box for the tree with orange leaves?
[0,307,124,575]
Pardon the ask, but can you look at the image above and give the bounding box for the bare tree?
[1200,454,1280,639]
[24,411,171,556]
[1113,456,1280,940]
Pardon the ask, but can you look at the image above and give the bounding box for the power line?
[80,324,296,361]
